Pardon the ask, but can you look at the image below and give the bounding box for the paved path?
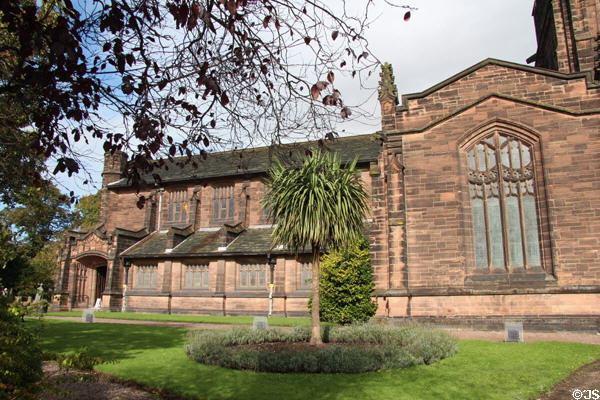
[44,316,600,344]
[440,327,600,345]
[43,315,257,330]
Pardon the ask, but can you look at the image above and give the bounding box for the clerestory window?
[167,190,188,224]
[213,185,235,220]
[466,132,542,270]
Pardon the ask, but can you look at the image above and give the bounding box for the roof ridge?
[160,132,381,163]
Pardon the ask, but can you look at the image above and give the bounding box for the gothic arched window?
[467,132,542,269]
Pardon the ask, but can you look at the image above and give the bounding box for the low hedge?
[185,323,458,373]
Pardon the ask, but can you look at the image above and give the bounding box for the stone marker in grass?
[82,309,95,323]
[504,321,524,342]
[253,316,268,330]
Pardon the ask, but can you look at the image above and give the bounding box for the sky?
[56,0,537,197]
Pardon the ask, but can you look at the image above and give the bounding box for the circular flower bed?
[184,323,458,373]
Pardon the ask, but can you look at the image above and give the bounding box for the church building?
[55,0,600,331]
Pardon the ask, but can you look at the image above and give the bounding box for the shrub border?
[185,324,458,373]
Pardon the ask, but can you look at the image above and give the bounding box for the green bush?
[0,299,43,400]
[185,323,458,373]
[44,347,104,372]
[309,236,377,324]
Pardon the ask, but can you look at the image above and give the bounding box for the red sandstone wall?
[387,64,600,134]
[104,188,150,233]
[376,62,600,295]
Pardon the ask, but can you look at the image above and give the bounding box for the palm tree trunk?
[310,244,322,345]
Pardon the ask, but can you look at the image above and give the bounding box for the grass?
[31,319,600,400]
[44,311,312,327]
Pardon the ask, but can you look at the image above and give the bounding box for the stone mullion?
[495,134,511,271]
[475,142,493,270]
[516,141,529,269]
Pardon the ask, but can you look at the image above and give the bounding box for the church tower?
[531,0,599,79]
[100,151,126,223]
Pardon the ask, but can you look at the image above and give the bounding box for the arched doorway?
[95,266,107,303]
[73,253,108,308]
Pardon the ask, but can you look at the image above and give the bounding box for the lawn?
[44,311,312,327]
[32,319,600,400]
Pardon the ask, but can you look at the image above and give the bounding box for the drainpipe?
[121,259,131,313]
[157,188,164,230]
[268,255,276,316]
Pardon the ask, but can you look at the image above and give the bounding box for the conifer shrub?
[309,236,377,324]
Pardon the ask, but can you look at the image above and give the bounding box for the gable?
[389,59,600,134]
[70,230,110,259]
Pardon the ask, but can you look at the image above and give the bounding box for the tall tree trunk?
[310,244,322,345]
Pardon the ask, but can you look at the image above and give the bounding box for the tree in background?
[310,235,377,324]
[0,184,71,298]
[0,0,412,196]
[1,184,73,256]
[264,151,368,344]
[0,187,100,299]
[72,191,101,231]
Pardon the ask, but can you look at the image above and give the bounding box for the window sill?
[465,267,555,286]
[210,219,236,226]
[172,290,219,297]
[127,290,166,296]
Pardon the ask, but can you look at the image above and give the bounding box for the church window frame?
[183,264,209,289]
[135,264,158,289]
[239,262,267,290]
[167,190,188,224]
[298,261,312,290]
[213,185,235,221]
[460,122,552,274]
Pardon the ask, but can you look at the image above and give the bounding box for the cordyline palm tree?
[264,150,368,345]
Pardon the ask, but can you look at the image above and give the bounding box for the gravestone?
[82,309,95,323]
[33,284,43,303]
[94,298,102,309]
[253,316,268,330]
[504,321,524,342]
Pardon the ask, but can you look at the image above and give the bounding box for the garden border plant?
[185,323,458,373]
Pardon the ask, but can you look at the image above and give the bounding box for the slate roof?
[225,228,274,254]
[121,226,306,258]
[108,133,382,188]
[121,232,168,256]
[171,230,222,254]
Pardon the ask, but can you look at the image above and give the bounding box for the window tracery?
[467,133,542,269]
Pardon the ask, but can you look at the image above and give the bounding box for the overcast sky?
[60,0,538,197]
[336,0,538,134]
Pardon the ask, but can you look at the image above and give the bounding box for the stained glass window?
[213,185,235,220]
[239,263,267,289]
[467,133,541,269]
[136,265,158,288]
[299,262,312,289]
[167,190,188,223]
[184,264,209,289]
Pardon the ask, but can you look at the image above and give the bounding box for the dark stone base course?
[102,306,600,333]
[384,315,600,333]
[124,306,306,318]
[122,307,169,314]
